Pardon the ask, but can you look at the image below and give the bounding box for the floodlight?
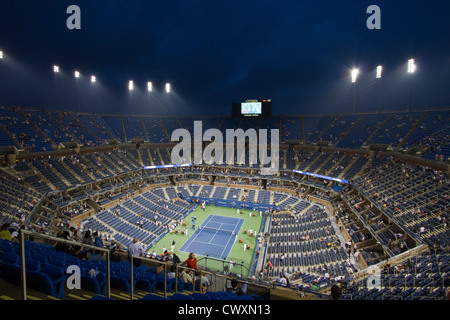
[53,65,59,73]
[408,59,416,112]
[91,75,96,83]
[165,82,171,93]
[0,51,4,59]
[128,80,134,91]
[376,65,382,79]
[351,69,359,83]
[408,59,416,73]
[74,71,80,78]
[147,81,152,92]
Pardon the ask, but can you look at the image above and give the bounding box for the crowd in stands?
[0,106,449,300]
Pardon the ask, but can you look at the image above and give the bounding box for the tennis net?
[199,225,238,236]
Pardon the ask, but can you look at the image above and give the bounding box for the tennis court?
[179,215,244,259]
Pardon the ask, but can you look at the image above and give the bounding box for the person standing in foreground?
[128,237,144,267]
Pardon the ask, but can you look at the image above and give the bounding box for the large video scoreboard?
[232,99,272,118]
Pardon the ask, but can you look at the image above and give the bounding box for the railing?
[339,252,449,300]
[18,229,112,300]
[197,255,251,278]
[14,229,270,300]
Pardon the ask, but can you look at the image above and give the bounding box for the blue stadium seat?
[42,264,67,289]
[25,258,41,272]
[90,295,114,300]
[191,292,211,300]
[171,293,194,300]
[0,251,18,264]
[141,293,168,300]
[81,274,106,295]
[110,274,135,294]
[0,260,21,286]
[26,271,66,299]
[135,273,157,293]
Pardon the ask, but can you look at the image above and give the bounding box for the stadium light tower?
[90,75,96,114]
[351,69,358,113]
[74,70,80,114]
[53,65,60,110]
[128,80,135,113]
[165,82,171,93]
[146,81,153,112]
[376,65,382,113]
[351,68,359,83]
[407,58,416,112]
[0,51,4,106]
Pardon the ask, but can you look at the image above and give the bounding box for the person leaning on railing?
[181,252,197,270]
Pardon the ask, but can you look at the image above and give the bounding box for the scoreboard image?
[232,99,272,118]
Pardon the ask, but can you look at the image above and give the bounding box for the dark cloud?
[0,0,449,116]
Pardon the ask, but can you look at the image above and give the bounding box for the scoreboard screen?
[232,99,272,118]
[241,102,262,115]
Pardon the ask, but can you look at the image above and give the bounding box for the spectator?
[0,223,11,240]
[223,265,230,275]
[69,226,81,242]
[93,231,103,254]
[71,245,90,260]
[226,278,247,296]
[167,265,177,280]
[330,283,342,300]
[110,247,121,262]
[180,268,194,287]
[82,230,94,253]
[195,270,209,293]
[182,252,197,270]
[9,223,20,241]
[172,253,181,265]
[55,230,71,252]
[128,237,144,267]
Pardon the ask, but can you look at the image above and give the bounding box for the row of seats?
[2,107,449,160]
[351,158,449,250]
[80,188,195,249]
[0,172,43,225]
[140,291,264,301]
[341,252,449,300]
[0,237,206,299]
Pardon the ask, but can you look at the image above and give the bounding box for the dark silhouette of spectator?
[330,284,342,300]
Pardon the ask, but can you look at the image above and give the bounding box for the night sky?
[0,0,449,117]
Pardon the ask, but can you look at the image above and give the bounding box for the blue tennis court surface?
[179,215,244,259]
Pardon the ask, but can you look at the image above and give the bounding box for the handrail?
[197,255,251,276]
[24,192,48,227]
[350,182,423,244]
[19,229,112,300]
[16,229,270,300]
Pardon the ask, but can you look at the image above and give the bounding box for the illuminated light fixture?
[407,58,416,112]
[407,58,416,74]
[74,71,80,78]
[351,69,359,83]
[147,81,152,92]
[376,65,382,112]
[165,82,171,93]
[0,51,3,59]
[53,65,60,73]
[91,75,96,83]
[128,80,134,91]
[376,65,382,79]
